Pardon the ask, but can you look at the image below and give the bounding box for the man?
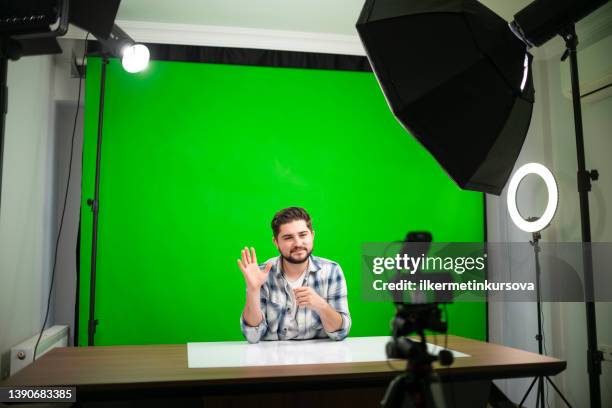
[238,207,351,343]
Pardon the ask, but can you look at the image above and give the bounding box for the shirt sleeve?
[324,264,351,341]
[240,288,269,344]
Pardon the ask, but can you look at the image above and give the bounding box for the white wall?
[488,21,612,408]
[0,39,83,380]
[50,39,85,347]
[0,55,56,379]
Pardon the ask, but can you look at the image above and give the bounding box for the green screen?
[79,57,485,346]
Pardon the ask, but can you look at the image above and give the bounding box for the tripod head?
[387,303,453,367]
[382,303,454,408]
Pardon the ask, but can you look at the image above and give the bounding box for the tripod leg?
[381,373,408,408]
[539,377,545,408]
[519,377,538,407]
[545,376,573,408]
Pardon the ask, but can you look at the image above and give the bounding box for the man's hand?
[295,287,343,333]
[293,287,327,312]
[238,247,272,291]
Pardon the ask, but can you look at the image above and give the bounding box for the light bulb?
[121,44,150,73]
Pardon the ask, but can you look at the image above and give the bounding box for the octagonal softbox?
[356,0,535,195]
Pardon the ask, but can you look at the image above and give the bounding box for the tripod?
[382,304,453,408]
[382,341,436,408]
[519,231,572,408]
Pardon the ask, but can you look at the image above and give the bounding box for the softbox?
[70,0,121,40]
[356,0,535,195]
[1,0,121,60]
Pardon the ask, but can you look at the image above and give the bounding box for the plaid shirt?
[240,255,351,343]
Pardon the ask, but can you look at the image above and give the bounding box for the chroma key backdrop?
[78,55,485,346]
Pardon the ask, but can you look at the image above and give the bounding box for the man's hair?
[271,207,313,238]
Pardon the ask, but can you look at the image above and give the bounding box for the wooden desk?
[2,335,565,407]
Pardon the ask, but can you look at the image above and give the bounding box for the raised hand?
[237,247,272,291]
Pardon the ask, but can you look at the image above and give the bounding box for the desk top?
[187,336,469,368]
[2,335,566,394]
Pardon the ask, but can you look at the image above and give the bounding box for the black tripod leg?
[545,376,573,407]
[381,373,408,408]
[519,377,539,407]
[539,377,545,408]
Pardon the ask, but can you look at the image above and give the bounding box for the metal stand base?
[518,231,572,408]
[519,375,572,408]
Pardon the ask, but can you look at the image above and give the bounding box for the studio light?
[507,163,558,233]
[356,0,608,196]
[356,0,535,195]
[1,0,121,60]
[97,24,150,73]
[1,0,121,221]
[121,44,150,73]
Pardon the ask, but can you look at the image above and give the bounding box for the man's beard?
[280,247,312,264]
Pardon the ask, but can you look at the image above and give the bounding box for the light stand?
[85,54,109,346]
[83,29,149,345]
[559,24,603,408]
[519,227,572,408]
[507,163,566,407]
[0,46,7,220]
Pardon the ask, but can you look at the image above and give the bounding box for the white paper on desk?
[187,336,469,368]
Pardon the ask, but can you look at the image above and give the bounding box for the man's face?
[273,220,315,264]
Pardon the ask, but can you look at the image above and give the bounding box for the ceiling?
[115,0,534,36]
[94,0,610,60]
